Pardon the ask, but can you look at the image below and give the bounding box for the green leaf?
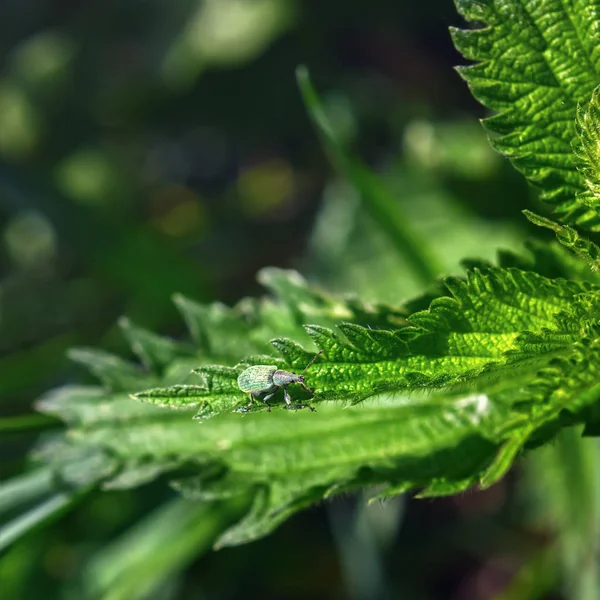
[479,428,530,489]
[132,378,247,419]
[36,385,183,427]
[514,341,600,443]
[171,268,405,368]
[258,267,369,329]
[45,396,502,547]
[173,294,270,361]
[451,0,600,229]
[118,317,193,373]
[67,348,156,392]
[182,269,592,411]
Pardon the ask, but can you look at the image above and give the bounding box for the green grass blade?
[0,487,92,551]
[83,496,250,600]
[0,413,60,434]
[0,470,54,515]
[296,65,442,285]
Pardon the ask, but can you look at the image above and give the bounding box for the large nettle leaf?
[8,259,599,549]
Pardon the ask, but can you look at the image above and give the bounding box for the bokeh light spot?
[404,118,499,179]
[161,0,295,88]
[12,32,75,88]
[0,83,40,158]
[4,211,57,268]
[55,148,119,206]
[237,159,295,217]
[151,185,207,237]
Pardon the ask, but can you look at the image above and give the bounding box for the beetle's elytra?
[237,351,323,412]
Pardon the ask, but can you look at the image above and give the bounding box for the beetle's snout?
[298,375,305,383]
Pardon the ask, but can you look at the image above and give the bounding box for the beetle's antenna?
[299,350,324,376]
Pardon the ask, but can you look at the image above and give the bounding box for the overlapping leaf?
[451,0,600,229]
[139,268,594,415]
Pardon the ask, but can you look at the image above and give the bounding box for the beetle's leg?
[238,393,254,413]
[240,391,272,413]
[283,387,316,412]
[260,391,276,411]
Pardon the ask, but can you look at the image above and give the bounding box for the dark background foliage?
[0,1,558,598]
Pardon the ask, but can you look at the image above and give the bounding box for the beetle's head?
[288,372,305,384]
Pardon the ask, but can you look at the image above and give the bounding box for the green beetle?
[237,351,323,412]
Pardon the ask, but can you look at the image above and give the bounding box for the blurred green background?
[0,0,578,599]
